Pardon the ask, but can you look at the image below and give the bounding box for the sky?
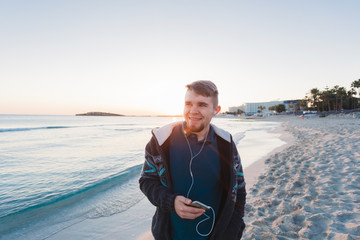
[1,0,359,115]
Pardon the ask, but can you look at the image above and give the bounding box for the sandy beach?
[47,115,360,240]
[243,115,360,239]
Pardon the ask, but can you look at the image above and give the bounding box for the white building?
[229,100,303,115]
[245,101,283,114]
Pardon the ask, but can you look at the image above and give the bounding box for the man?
[139,80,246,239]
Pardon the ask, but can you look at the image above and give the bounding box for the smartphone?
[187,201,211,210]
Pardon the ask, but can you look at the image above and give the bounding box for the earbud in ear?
[214,111,217,115]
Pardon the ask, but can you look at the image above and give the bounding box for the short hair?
[186,80,219,108]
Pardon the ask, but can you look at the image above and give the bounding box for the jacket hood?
[152,121,232,146]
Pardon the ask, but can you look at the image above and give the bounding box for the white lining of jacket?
[152,121,231,146]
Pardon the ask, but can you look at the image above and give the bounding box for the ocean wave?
[114,127,152,132]
[233,132,246,144]
[1,164,143,218]
[0,164,143,237]
[0,125,152,133]
[0,126,72,133]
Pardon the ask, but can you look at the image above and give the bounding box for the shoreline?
[244,120,295,191]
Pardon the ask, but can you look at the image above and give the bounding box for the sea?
[0,115,285,239]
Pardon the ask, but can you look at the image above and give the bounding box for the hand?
[174,196,205,219]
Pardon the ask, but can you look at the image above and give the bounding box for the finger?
[179,210,205,219]
[174,196,192,216]
[184,205,205,214]
[177,196,192,205]
[178,205,205,219]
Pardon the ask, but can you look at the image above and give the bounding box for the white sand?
[243,115,360,239]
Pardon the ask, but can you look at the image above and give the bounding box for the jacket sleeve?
[214,139,247,240]
[139,137,177,212]
[226,141,246,239]
[232,140,246,217]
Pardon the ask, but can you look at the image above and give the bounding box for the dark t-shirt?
[170,123,223,239]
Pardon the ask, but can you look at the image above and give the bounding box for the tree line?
[303,79,360,112]
[264,79,360,114]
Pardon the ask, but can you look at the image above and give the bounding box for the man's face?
[183,90,217,133]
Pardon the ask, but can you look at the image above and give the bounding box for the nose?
[189,105,199,114]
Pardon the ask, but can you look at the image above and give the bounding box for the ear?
[214,106,221,115]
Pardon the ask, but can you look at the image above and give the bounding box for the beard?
[185,121,205,133]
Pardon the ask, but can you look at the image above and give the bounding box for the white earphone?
[183,124,215,237]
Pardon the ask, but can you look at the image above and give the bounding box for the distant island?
[76,112,125,116]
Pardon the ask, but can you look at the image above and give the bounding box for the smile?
[189,116,202,121]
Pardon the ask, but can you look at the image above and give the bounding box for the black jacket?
[139,122,246,239]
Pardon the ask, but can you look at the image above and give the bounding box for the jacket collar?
[152,121,231,146]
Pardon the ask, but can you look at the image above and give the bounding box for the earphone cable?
[183,125,209,198]
[182,124,215,237]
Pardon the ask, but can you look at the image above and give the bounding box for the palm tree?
[337,87,347,110]
[257,105,266,113]
[332,85,347,111]
[348,88,357,109]
[310,88,320,111]
[351,79,360,107]
[332,85,340,111]
[321,87,334,111]
[351,79,360,94]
